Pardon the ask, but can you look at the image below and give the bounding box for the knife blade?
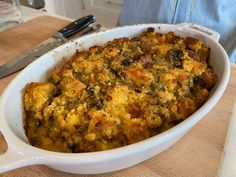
[0,15,96,79]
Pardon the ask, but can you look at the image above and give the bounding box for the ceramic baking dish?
[0,23,230,174]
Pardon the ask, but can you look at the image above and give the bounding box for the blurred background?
[20,0,123,28]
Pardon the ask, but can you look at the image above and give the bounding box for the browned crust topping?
[23,28,217,153]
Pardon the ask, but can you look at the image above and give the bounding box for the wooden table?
[1,16,236,177]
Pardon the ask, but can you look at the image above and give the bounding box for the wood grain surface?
[0,15,70,86]
[0,16,236,177]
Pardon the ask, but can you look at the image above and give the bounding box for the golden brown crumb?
[23,29,217,153]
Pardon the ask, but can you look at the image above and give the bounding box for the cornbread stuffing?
[24,28,217,153]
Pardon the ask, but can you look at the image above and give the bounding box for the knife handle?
[58,15,96,38]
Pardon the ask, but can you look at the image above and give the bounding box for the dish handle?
[177,23,220,42]
[0,147,34,173]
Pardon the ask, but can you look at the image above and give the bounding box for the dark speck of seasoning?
[189,86,196,94]
[131,37,139,41]
[147,27,155,32]
[122,51,130,57]
[30,137,38,146]
[91,98,104,110]
[134,89,142,93]
[95,99,103,110]
[95,121,101,128]
[121,59,133,67]
[167,49,183,68]
[111,68,120,78]
[68,143,76,152]
[193,76,202,84]
[168,49,183,61]
[86,84,95,95]
[160,87,165,92]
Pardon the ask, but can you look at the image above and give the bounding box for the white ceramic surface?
[0,24,230,174]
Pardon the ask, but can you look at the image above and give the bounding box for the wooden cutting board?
[1,15,236,177]
[0,15,71,87]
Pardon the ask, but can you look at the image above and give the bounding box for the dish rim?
[0,23,230,163]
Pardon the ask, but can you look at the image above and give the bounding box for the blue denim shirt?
[117,0,236,63]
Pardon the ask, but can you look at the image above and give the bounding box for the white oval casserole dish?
[0,23,230,174]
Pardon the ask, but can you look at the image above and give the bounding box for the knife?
[0,15,96,79]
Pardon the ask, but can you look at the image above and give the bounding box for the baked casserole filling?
[24,28,217,152]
